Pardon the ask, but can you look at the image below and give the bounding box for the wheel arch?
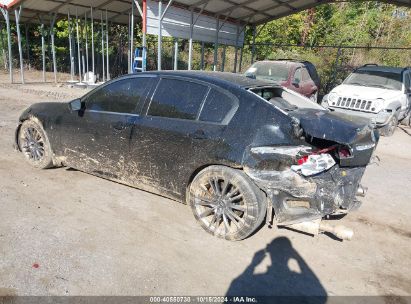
[15,115,46,151]
[184,163,242,202]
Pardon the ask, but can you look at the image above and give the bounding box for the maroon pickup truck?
[245,60,321,102]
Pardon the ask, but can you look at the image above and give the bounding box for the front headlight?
[372,98,385,112]
[328,92,338,105]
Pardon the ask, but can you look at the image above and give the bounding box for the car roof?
[252,60,305,67]
[126,70,280,89]
[356,65,409,74]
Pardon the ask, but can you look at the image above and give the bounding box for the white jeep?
[322,65,411,136]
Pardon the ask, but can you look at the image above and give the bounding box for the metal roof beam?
[238,0,302,22]
[215,0,260,15]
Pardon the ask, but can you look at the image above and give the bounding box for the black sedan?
[15,71,378,241]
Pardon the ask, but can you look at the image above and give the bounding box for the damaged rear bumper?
[244,165,365,225]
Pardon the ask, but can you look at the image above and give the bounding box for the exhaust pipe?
[356,185,367,197]
[319,222,354,240]
[285,219,354,241]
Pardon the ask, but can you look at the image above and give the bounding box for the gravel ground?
[0,71,410,298]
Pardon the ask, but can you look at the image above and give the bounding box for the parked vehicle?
[245,60,321,102]
[14,71,377,241]
[322,65,411,136]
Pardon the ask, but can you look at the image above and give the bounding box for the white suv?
[322,65,411,136]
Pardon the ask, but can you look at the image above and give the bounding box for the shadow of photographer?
[226,237,327,302]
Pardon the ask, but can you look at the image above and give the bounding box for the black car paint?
[15,71,378,225]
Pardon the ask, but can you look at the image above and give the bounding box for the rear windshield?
[249,86,324,111]
[344,70,402,90]
[245,62,291,82]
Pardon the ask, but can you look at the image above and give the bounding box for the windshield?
[249,86,324,111]
[245,62,291,82]
[344,70,402,90]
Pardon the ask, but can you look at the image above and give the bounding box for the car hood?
[331,84,402,100]
[289,108,376,145]
[19,102,69,122]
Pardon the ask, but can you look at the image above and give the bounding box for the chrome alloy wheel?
[20,127,45,162]
[192,177,247,237]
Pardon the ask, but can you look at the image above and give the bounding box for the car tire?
[309,91,318,103]
[400,111,411,127]
[380,114,398,137]
[188,165,267,241]
[18,119,54,169]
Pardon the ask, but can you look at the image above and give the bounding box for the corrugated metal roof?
[1,0,410,25]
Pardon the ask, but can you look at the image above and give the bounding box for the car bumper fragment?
[244,165,365,225]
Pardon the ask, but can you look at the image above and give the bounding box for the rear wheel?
[18,119,53,169]
[188,166,266,241]
[380,114,398,137]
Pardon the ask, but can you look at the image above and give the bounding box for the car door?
[291,67,304,96]
[59,76,155,180]
[126,77,237,199]
[301,67,317,97]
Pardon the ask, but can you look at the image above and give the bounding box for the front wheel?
[188,166,267,241]
[380,115,398,137]
[18,119,54,169]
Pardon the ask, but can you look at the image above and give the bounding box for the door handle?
[191,129,206,140]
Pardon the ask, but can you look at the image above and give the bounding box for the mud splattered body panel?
[15,71,378,225]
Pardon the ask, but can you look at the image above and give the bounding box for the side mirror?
[245,67,257,79]
[68,99,82,112]
[245,72,256,79]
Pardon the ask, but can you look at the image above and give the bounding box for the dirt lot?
[0,71,410,298]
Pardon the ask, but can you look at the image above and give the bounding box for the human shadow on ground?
[226,237,327,303]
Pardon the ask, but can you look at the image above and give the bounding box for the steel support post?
[41,23,46,82]
[84,12,89,82]
[188,8,193,70]
[91,6,95,77]
[233,24,239,73]
[14,6,24,84]
[130,0,134,73]
[105,10,109,80]
[213,17,219,71]
[68,12,74,81]
[25,24,30,70]
[0,8,13,83]
[239,47,243,72]
[101,11,105,82]
[50,13,57,83]
[76,11,82,82]
[221,45,226,72]
[157,1,162,71]
[142,0,147,71]
[173,38,178,70]
[201,41,204,70]
[127,13,131,73]
[251,25,256,64]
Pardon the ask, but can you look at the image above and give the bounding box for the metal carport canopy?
[1,0,410,25]
[0,0,410,84]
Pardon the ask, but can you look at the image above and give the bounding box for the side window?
[294,68,302,83]
[148,78,208,120]
[86,77,153,113]
[301,68,311,81]
[405,73,411,90]
[199,89,237,124]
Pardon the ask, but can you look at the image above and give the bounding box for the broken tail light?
[292,148,336,176]
[338,147,352,159]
